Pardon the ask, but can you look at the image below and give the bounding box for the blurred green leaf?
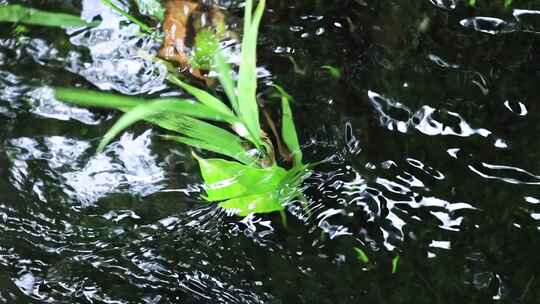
[354,247,370,263]
[101,0,153,33]
[274,85,302,165]
[0,4,93,28]
[321,65,342,79]
[392,255,400,274]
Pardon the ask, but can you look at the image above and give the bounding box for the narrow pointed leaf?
[0,5,94,28]
[96,99,235,152]
[56,87,237,122]
[101,0,153,33]
[162,135,253,165]
[167,74,235,118]
[214,53,238,114]
[274,85,302,165]
[236,0,265,149]
[353,247,370,263]
[55,87,146,109]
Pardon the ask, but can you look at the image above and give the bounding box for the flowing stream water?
[2,0,540,303]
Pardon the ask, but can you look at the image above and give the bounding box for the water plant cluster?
[0,0,310,217]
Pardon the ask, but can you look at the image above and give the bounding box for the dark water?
[2,0,540,303]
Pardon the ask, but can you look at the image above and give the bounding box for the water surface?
[2,0,540,303]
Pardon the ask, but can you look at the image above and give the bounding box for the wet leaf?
[101,0,153,33]
[354,247,370,263]
[167,74,236,118]
[392,255,400,274]
[274,85,302,165]
[215,52,238,114]
[236,0,266,149]
[321,65,342,79]
[0,4,93,28]
[95,99,236,152]
[219,191,283,216]
[196,157,287,201]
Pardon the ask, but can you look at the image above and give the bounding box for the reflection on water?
[2,0,540,303]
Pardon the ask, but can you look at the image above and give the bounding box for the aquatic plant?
[0,0,309,216]
[468,0,513,7]
[0,4,95,28]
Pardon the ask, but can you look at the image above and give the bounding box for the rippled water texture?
[2,0,540,303]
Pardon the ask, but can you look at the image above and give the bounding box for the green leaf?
[215,52,239,114]
[274,85,302,165]
[504,0,513,8]
[196,158,286,201]
[196,157,311,216]
[236,0,266,150]
[167,74,236,119]
[55,87,145,110]
[196,157,297,216]
[161,118,254,165]
[220,191,283,216]
[96,99,234,152]
[392,255,400,274]
[167,73,260,145]
[353,247,370,263]
[218,162,310,216]
[133,0,164,21]
[0,4,94,28]
[321,65,342,79]
[101,0,153,33]
[55,87,253,163]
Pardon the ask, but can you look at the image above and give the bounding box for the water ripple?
[368,91,491,137]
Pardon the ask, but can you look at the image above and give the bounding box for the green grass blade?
[96,99,236,152]
[55,87,146,109]
[167,74,236,118]
[236,0,265,150]
[353,247,370,263]
[55,87,237,122]
[242,0,253,38]
[274,85,302,165]
[392,255,400,274]
[160,117,255,164]
[215,53,239,114]
[0,5,93,28]
[101,0,153,33]
[162,135,253,165]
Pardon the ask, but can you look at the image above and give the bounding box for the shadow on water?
[2,0,540,303]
